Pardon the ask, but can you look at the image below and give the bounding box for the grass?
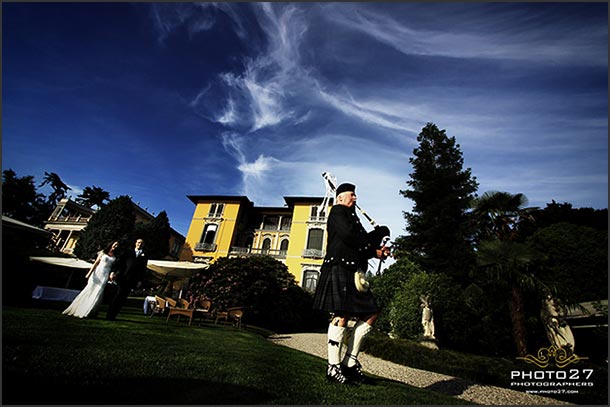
[3,304,471,405]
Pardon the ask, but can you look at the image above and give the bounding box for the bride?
[63,240,119,318]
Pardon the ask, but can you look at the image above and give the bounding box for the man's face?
[337,191,357,208]
[135,239,144,250]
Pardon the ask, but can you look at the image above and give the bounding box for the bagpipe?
[321,172,393,276]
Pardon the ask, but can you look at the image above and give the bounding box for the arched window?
[279,239,289,252]
[262,237,272,254]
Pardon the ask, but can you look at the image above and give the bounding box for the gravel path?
[269,333,571,405]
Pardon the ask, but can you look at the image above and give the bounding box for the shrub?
[388,270,464,346]
[189,256,315,332]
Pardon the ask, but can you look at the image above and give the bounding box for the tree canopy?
[2,169,51,226]
[73,196,136,260]
[396,122,479,283]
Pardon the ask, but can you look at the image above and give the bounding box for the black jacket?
[323,204,382,271]
[114,249,148,286]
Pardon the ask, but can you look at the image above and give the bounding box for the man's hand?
[109,272,115,281]
[376,246,391,259]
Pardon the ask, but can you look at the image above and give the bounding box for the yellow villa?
[182,195,333,292]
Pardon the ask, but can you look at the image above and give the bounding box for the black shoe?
[341,360,367,384]
[326,364,350,384]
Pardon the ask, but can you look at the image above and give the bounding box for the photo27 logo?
[517,345,587,368]
[510,345,594,395]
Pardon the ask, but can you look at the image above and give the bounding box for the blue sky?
[3,2,608,241]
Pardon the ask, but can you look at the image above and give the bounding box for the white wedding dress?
[63,252,116,318]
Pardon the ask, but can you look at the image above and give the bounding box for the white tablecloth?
[31,285,80,302]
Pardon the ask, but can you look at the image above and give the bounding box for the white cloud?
[325,6,607,66]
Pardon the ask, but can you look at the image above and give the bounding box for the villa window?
[208,203,224,218]
[303,228,324,258]
[280,216,292,231]
[262,237,272,254]
[306,228,324,251]
[197,224,218,251]
[279,239,289,252]
[310,206,326,220]
[263,216,279,230]
[303,270,320,293]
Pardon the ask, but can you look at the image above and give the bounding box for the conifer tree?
[73,196,136,260]
[396,123,478,284]
[135,210,171,259]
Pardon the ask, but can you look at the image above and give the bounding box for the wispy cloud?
[317,85,421,133]
[325,5,607,66]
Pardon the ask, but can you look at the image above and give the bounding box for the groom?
[106,238,148,321]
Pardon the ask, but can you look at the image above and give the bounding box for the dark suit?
[106,248,148,320]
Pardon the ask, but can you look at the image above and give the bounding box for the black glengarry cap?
[336,183,356,196]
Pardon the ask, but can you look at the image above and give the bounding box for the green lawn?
[2,305,472,405]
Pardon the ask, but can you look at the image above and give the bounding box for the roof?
[187,195,253,206]
[283,196,330,207]
[2,216,51,236]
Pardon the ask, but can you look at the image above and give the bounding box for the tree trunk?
[508,284,528,356]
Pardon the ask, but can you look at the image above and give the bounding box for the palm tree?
[475,239,543,356]
[39,171,71,205]
[76,186,110,209]
[471,191,543,356]
[471,191,531,241]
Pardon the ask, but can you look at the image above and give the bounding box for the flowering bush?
[189,256,316,332]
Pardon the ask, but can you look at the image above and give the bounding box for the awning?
[3,215,51,237]
[29,257,208,278]
[29,256,94,269]
[147,260,208,279]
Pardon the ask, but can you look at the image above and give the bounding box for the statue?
[420,295,436,340]
[541,294,575,354]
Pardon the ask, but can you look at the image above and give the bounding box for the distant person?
[106,238,148,321]
[312,182,390,384]
[63,240,119,318]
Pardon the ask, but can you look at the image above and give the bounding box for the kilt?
[312,263,379,316]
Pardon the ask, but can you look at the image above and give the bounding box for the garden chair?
[215,306,245,329]
[194,299,213,325]
[166,297,194,326]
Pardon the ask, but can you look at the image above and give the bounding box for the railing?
[308,216,327,223]
[195,242,217,252]
[51,215,91,224]
[302,248,325,259]
[230,247,287,259]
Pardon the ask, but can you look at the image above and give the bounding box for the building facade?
[182,195,333,292]
[44,197,185,260]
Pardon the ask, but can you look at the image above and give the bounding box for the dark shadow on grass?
[424,378,473,397]
[4,374,273,405]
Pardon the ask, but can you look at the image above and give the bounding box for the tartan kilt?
[312,263,379,316]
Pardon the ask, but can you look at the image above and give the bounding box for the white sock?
[327,323,347,365]
[343,320,373,367]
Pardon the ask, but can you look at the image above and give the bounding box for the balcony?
[302,248,325,259]
[230,247,287,259]
[195,242,217,252]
